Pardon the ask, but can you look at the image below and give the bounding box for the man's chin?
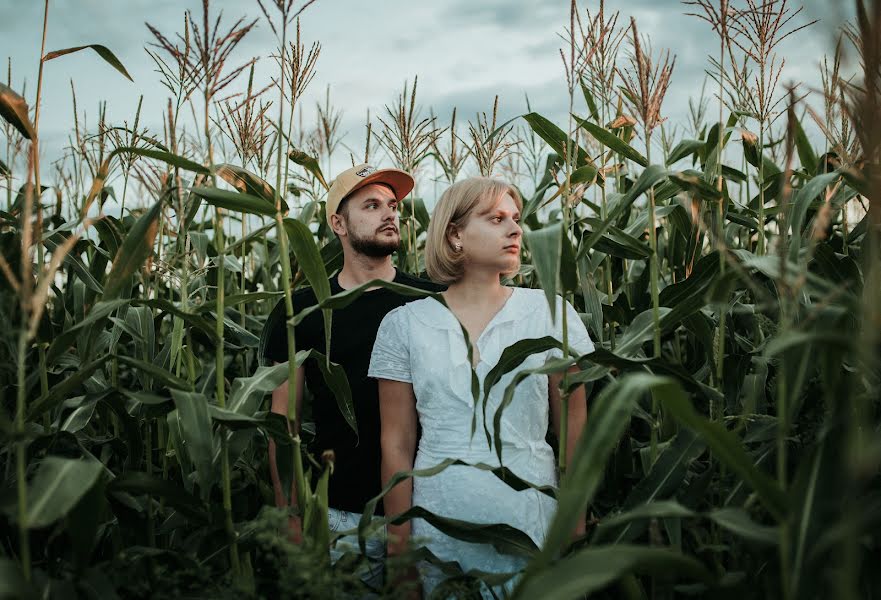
[351,235,399,258]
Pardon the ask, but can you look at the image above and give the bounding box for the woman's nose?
[510,221,522,237]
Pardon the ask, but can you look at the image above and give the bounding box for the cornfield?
[1,0,879,598]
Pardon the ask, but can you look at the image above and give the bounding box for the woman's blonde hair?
[425,177,523,285]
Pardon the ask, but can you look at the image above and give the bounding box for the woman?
[368,177,593,596]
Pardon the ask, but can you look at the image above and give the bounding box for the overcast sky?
[0,0,857,199]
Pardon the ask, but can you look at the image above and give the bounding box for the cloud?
[0,0,854,187]
[438,0,562,31]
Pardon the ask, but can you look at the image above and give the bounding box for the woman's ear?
[446,224,461,246]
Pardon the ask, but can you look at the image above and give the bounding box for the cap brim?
[346,168,415,201]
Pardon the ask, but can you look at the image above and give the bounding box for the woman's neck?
[443,269,508,309]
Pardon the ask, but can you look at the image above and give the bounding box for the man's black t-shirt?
[262,269,444,515]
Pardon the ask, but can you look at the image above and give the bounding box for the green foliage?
[191,186,283,216]
[21,457,104,528]
[0,82,35,139]
[43,44,134,81]
[1,0,880,598]
[102,199,162,300]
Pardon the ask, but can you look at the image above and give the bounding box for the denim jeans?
[328,507,387,594]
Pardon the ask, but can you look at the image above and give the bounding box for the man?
[262,163,442,589]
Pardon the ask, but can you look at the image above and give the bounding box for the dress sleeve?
[368,307,412,383]
[549,296,595,359]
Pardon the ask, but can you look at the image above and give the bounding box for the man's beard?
[349,227,399,257]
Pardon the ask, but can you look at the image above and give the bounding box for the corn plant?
[1,0,879,599]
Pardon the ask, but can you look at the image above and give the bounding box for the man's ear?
[330,213,347,237]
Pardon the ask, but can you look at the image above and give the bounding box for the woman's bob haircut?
[425,177,523,285]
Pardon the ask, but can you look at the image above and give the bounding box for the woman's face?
[452,192,522,276]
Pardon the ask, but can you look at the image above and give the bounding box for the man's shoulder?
[395,271,446,293]
[266,284,325,324]
[292,284,321,306]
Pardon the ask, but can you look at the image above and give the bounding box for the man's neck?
[336,252,397,290]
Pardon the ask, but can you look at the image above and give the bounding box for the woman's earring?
[454,243,462,252]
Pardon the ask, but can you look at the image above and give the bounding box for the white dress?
[367,288,594,595]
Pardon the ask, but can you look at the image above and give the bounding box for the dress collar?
[407,287,525,334]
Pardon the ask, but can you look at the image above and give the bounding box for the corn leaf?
[0,559,36,599]
[28,354,111,418]
[103,199,162,301]
[516,545,713,600]
[170,390,217,499]
[288,148,329,190]
[576,117,648,166]
[283,218,330,302]
[522,112,594,172]
[595,429,705,544]
[44,44,133,81]
[793,117,818,174]
[0,82,35,139]
[523,223,562,320]
[25,457,103,528]
[108,472,208,523]
[659,387,788,520]
[534,373,652,567]
[191,186,280,216]
[787,171,841,262]
[357,458,558,556]
[216,163,276,202]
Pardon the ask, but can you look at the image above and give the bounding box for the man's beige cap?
[325,164,415,227]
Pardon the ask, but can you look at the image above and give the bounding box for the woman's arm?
[549,366,588,537]
[379,379,418,556]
